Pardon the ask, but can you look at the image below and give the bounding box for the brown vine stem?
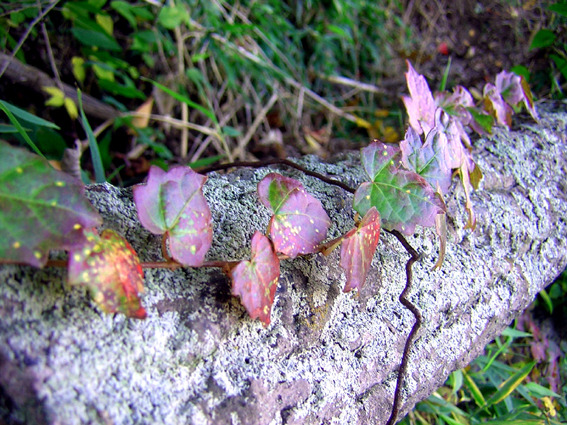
[202,158,422,425]
[200,159,355,194]
[385,229,422,425]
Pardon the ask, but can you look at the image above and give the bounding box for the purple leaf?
[133,165,212,266]
[231,231,280,326]
[340,207,381,293]
[483,83,513,127]
[258,173,331,258]
[68,229,147,319]
[0,141,102,267]
[402,61,436,135]
[400,126,452,194]
[353,140,445,234]
[495,71,539,122]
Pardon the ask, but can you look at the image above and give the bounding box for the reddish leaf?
[68,229,146,319]
[231,231,280,326]
[340,207,381,293]
[257,173,330,258]
[353,140,445,234]
[402,60,436,135]
[0,141,102,267]
[133,165,212,266]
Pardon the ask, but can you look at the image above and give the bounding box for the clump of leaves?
[400,61,538,231]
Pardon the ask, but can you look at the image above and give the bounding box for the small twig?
[40,19,63,91]
[321,74,386,95]
[0,0,59,79]
[233,92,279,160]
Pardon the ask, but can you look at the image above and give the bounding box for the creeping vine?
[0,62,539,423]
[203,158,422,425]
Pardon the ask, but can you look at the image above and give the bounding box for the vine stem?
[200,158,355,193]
[385,229,422,425]
[203,158,423,425]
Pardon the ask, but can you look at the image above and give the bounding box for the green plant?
[526,1,567,98]
[0,62,538,425]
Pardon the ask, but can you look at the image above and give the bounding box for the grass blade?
[142,77,218,125]
[0,101,45,158]
[484,361,536,408]
[439,57,452,92]
[0,100,60,129]
[77,90,106,183]
[462,368,486,408]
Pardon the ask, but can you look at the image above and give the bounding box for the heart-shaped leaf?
[133,165,212,266]
[258,173,331,258]
[0,141,102,267]
[231,231,280,326]
[402,60,436,135]
[68,229,146,319]
[353,140,445,234]
[400,126,452,194]
[340,207,381,293]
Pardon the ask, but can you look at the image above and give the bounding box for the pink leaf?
[68,229,146,319]
[133,165,212,266]
[231,231,280,326]
[402,61,436,135]
[483,83,513,127]
[258,173,331,258]
[495,71,539,122]
[340,207,381,293]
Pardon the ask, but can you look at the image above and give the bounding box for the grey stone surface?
[1,102,566,425]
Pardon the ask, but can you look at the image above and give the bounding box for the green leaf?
[524,382,561,398]
[157,4,189,29]
[467,107,494,134]
[500,327,532,338]
[0,100,59,129]
[353,140,444,234]
[530,29,556,50]
[111,1,137,28]
[0,141,102,267]
[550,54,567,80]
[549,2,567,17]
[222,126,242,137]
[484,361,536,408]
[71,28,121,51]
[77,90,106,183]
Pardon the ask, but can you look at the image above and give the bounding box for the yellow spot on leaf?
[81,271,89,281]
[190,245,196,255]
[94,291,104,303]
[73,223,81,230]
[55,181,65,187]
[74,253,82,262]
[13,241,20,249]
[34,251,42,259]
[16,167,23,173]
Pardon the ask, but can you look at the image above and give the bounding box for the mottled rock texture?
[1,102,566,425]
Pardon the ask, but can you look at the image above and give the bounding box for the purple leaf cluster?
[400,61,538,230]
